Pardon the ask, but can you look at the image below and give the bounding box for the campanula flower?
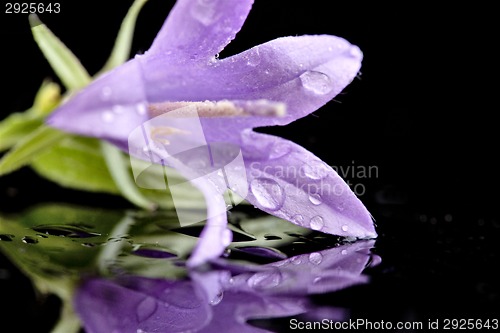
[47,0,376,266]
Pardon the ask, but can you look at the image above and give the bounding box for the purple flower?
[74,241,376,333]
[48,0,376,266]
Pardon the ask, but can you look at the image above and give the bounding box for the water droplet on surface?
[341,249,348,255]
[209,291,223,305]
[341,225,349,232]
[32,225,101,238]
[247,270,282,290]
[310,216,324,230]
[309,252,323,265]
[132,246,177,259]
[22,236,38,244]
[299,71,333,95]
[250,178,285,211]
[264,234,282,240]
[301,160,330,180]
[101,111,114,122]
[291,214,305,226]
[136,104,147,115]
[136,297,157,322]
[291,256,302,265]
[221,229,232,247]
[0,234,14,241]
[309,193,322,205]
[101,87,112,100]
[269,142,291,160]
[246,48,261,67]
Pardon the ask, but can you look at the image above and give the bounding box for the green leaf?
[100,141,157,210]
[0,81,61,152]
[99,0,149,73]
[31,136,120,194]
[0,112,43,152]
[30,15,91,90]
[0,125,65,176]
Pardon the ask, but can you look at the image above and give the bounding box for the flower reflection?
[75,241,378,333]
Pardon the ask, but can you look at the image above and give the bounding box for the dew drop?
[221,229,232,247]
[309,193,322,205]
[291,256,302,265]
[132,246,176,259]
[341,249,348,255]
[300,71,333,95]
[22,236,38,244]
[341,225,349,232]
[291,214,305,226]
[136,297,157,322]
[301,160,330,180]
[310,216,324,230]
[0,234,14,241]
[309,252,323,265]
[264,234,282,240]
[247,271,282,290]
[250,178,285,211]
[269,142,291,160]
[136,104,147,115]
[101,111,114,123]
[101,86,112,100]
[209,291,223,305]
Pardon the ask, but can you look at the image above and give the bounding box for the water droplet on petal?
[269,142,291,160]
[101,111,114,122]
[302,160,330,180]
[136,104,147,115]
[291,256,302,265]
[136,297,157,322]
[22,236,38,244]
[309,193,322,205]
[341,249,348,255]
[210,291,223,305]
[341,225,349,232]
[247,270,282,290]
[309,252,323,265]
[221,229,232,247]
[101,87,112,101]
[310,216,324,230]
[250,178,285,211]
[300,71,333,95]
[291,214,304,226]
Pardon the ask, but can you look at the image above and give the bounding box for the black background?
[1,1,498,331]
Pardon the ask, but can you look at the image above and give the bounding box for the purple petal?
[48,34,361,144]
[237,131,376,239]
[148,0,253,60]
[74,278,212,333]
[227,241,376,296]
[186,177,232,267]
